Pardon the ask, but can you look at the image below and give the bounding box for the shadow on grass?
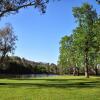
[0,78,100,89]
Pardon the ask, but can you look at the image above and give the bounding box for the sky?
[0,0,100,64]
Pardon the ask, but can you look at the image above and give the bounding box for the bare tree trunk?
[0,50,7,65]
[85,66,89,78]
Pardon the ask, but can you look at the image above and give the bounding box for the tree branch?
[0,1,47,18]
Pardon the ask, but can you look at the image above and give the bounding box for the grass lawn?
[0,75,100,100]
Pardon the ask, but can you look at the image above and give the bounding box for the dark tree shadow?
[0,78,100,89]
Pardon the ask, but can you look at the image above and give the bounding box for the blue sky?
[0,0,99,64]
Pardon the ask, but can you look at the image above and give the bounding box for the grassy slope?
[0,76,100,100]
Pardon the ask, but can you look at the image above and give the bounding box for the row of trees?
[58,3,100,78]
[0,56,58,75]
[0,1,99,77]
[0,25,58,75]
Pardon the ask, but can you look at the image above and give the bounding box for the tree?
[72,3,98,78]
[58,35,80,75]
[0,0,99,19]
[0,0,49,18]
[58,3,99,77]
[58,35,70,74]
[96,0,100,4]
[0,24,17,64]
[92,17,100,75]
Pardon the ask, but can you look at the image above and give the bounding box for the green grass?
[0,75,100,100]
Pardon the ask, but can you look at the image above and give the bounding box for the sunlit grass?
[0,75,100,100]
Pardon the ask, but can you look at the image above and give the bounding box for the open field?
[0,76,100,100]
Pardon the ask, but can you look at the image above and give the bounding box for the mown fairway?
[0,76,100,100]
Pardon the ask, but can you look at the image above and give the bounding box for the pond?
[0,74,57,79]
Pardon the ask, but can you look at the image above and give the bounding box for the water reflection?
[0,74,57,79]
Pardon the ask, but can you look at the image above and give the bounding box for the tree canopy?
[0,0,49,18]
[0,0,99,19]
[58,3,100,78]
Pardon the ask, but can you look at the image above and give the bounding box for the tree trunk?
[85,58,89,78]
[77,68,79,76]
[73,67,80,76]
[84,51,89,78]
[85,66,89,78]
[73,67,76,76]
[95,66,98,76]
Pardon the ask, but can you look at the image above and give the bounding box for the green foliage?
[0,0,99,19]
[58,3,100,77]
[0,56,58,75]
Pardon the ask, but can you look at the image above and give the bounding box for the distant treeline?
[0,56,58,75]
[0,56,100,76]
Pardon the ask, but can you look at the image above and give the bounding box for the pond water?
[0,74,57,79]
